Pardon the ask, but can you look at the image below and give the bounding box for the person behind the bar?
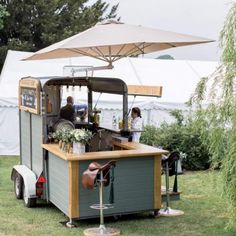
[60,96,76,122]
[60,96,88,123]
[130,107,143,142]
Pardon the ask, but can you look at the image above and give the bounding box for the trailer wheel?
[22,183,36,208]
[14,173,23,199]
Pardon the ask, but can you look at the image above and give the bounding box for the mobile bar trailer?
[11,75,168,226]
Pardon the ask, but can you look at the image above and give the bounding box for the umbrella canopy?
[25,20,213,64]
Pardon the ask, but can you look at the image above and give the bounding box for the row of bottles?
[112,113,131,130]
[46,94,52,113]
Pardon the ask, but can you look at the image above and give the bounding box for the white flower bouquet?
[71,129,93,145]
[53,128,92,153]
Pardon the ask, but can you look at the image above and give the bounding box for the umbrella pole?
[64,62,114,77]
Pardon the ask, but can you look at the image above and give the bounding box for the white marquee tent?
[0,50,218,155]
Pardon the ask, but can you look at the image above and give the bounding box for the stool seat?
[82,160,119,236]
[82,160,116,189]
[160,150,184,217]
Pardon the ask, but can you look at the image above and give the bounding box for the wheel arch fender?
[11,165,37,198]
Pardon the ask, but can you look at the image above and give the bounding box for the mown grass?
[0,156,236,236]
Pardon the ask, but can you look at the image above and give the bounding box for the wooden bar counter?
[42,142,168,220]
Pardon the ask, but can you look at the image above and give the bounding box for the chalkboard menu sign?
[19,78,40,114]
[22,88,36,109]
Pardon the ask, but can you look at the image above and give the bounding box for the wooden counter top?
[42,142,168,161]
[112,141,159,150]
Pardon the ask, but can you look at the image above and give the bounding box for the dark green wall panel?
[79,157,154,218]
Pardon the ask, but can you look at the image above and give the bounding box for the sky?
[105,0,234,61]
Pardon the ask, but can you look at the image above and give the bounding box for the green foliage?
[190,2,236,228]
[0,0,119,70]
[53,128,93,145]
[0,4,8,30]
[140,110,211,170]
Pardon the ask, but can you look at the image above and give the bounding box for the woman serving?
[130,107,143,142]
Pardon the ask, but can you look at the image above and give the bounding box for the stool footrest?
[90,203,114,210]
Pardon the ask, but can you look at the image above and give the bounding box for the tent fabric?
[0,50,218,155]
[0,97,17,107]
[0,107,19,155]
[0,50,219,103]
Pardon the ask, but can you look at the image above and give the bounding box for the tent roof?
[0,50,218,106]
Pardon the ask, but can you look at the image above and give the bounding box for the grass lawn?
[1,156,236,236]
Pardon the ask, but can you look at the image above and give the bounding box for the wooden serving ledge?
[41,142,168,161]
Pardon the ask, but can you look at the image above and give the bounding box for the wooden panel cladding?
[68,161,79,218]
[154,155,162,209]
[48,153,69,216]
[18,78,41,114]
[128,85,162,97]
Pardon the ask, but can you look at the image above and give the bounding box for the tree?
[190,3,236,229]
[156,54,174,60]
[0,4,8,30]
[0,0,119,70]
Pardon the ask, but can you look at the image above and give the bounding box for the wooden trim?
[112,141,160,151]
[68,161,79,218]
[42,144,169,161]
[128,85,162,97]
[18,78,40,114]
[19,78,39,88]
[154,155,162,209]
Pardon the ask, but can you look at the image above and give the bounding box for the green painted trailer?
[11,76,171,226]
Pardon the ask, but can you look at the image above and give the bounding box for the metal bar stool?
[159,151,184,216]
[83,162,120,236]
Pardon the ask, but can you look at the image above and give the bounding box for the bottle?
[118,117,123,129]
[112,114,117,129]
[46,95,52,113]
[128,116,131,129]
[94,111,100,126]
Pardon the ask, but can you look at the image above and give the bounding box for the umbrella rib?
[133,42,155,54]
[109,46,112,64]
[128,43,153,56]
[111,43,153,61]
[111,45,139,62]
[111,55,127,62]
[89,46,113,64]
[134,43,145,54]
[113,44,127,58]
[92,47,108,59]
[165,43,177,47]
[67,42,153,64]
[66,48,109,62]
[97,44,127,63]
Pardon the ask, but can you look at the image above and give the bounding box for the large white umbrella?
[25,20,213,66]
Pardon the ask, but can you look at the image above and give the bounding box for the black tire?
[14,173,23,199]
[22,183,36,208]
[153,210,160,217]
